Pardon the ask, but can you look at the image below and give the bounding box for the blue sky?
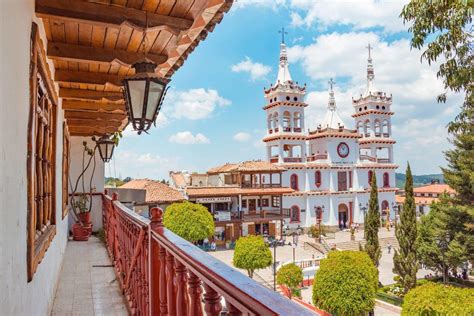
[109,0,461,180]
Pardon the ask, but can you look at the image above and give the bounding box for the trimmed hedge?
[313,251,378,315]
[402,283,474,315]
[376,291,403,307]
[163,201,214,242]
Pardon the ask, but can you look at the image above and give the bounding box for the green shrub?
[376,291,404,307]
[276,263,303,298]
[402,283,474,315]
[163,201,214,242]
[309,224,325,238]
[232,235,272,278]
[312,251,378,316]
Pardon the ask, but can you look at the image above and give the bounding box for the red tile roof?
[207,160,286,174]
[413,183,455,194]
[120,179,184,204]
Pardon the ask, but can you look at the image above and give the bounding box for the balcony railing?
[360,154,376,162]
[241,183,282,188]
[377,158,390,163]
[283,157,302,163]
[269,157,279,163]
[268,129,273,134]
[293,127,302,133]
[102,193,313,315]
[383,132,390,137]
[307,154,328,162]
[283,127,291,132]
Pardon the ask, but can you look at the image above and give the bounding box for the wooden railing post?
[227,302,243,316]
[175,260,188,316]
[166,252,176,315]
[203,284,222,316]
[149,207,163,316]
[188,271,203,316]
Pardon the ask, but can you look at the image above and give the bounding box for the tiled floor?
[52,237,128,316]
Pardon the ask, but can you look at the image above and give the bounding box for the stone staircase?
[333,236,399,251]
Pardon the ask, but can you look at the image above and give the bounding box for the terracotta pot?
[84,223,93,235]
[78,212,92,224]
[72,223,90,241]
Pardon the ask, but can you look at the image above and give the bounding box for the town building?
[170,161,294,244]
[263,41,398,231]
[396,181,456,216]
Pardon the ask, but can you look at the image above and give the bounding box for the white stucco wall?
[69,137,105,232]
[0,1,69,314]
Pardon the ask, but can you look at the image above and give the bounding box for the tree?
[400,1,473,205]
[364,172,381,266]
[163,201,214,243]
[313,251,378,316]
[417,195,474,283]
[232,235,272,278]
[393,163,418,293]
[276,263,303,299]
[402,282,474,315]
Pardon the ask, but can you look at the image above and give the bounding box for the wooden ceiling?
[36,0,233,136]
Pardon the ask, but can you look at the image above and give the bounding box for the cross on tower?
[278,27,288,44]
[328,78,335,91]
[366,43,372,59]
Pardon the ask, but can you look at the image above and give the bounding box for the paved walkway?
[52,237,128,316]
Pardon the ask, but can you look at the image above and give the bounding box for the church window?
[364,106,367,110]
[286,96,290,101]
[294,97,298,101]
[315,171,322,188]
[382,106,386,110]
[383,172,389,187]
[376,105,380,109]
[337,172,347,191]
[359,107,362,112]
[290,174,299,190]
[290,205,300,223]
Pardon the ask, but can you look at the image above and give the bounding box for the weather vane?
[278,27,288,44]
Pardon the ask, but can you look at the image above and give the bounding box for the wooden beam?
[47,42,167,67]
[64,110,126,121]
[55,70,125,87]
[59,88,123,101]
[36,0,193,36]
[62,100,125,112]
[68,126,121,136]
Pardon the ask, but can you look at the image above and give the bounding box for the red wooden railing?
[269,157,279,163]
[102,193,315,316]
[307,154,327,162]
[360,155,376,162]
[283,157,302,163]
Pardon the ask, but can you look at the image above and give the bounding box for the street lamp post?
[292,234,298,263]
[359,202,368,239]
[314,205,325,243]
[273,240,277,291]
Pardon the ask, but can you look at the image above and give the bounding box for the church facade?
[263,41,398,230]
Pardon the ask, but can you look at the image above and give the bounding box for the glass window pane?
[128,80,146,118]
[146,81,164,120]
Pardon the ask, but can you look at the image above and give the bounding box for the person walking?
[388,243,392,254]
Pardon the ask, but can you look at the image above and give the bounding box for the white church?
[263,40,398,230]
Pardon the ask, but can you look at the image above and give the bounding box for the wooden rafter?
[62,100,125,112]
[36,0,194,36]
[64,110,126,121]
[59,88,123,101]
[55,70,125,87]
[68,126,122,136]
[47,42,167,67]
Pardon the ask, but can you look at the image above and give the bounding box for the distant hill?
[395,173,444,189]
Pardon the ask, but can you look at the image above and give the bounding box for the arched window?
[383,172,389,187]
[267,114,272,130]
[357,121,363,134]
[283,111,291,131]
[364,119,370,136]
[293,112,301,129]
[374,119,381,136]
[315,171,322,188]
[290,174,298,190]
[290,205,300,223]
[273,112,279,130]
[368,170,373,185]
[315,207,323,220]
[381,200,389,216]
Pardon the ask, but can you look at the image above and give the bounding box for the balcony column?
[266,145,272,161]
[388,146,393,163]
[278,140,284,163]
[370,144,376,158]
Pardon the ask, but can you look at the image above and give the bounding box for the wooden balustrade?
[283,157,302,163]
[102,194,315,316]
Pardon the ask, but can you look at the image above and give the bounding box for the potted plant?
[69,140,97,241]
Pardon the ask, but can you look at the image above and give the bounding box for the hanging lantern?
[96,135,115,163]
[123,58,169,134]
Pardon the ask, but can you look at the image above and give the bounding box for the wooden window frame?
[383,172,389,188]
[272,196,280,208]
[62,122,70,218]
[290,205,300,223]
[290,174,298,190]
[315,170,321,188]
[26,23,59,282]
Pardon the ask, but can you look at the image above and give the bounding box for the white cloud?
[288,0,408,33]
[233,132,251,142]
[169,131,210,144]
[231,57,272,81]
[166,88,231,120]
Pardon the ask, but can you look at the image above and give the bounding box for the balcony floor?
[52,237,128,316]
